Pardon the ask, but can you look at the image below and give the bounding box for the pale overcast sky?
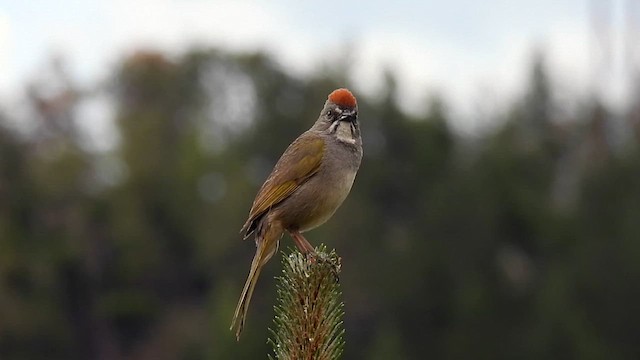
[0,0,636,131]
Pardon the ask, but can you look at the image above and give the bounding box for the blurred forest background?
[1,43,640,360]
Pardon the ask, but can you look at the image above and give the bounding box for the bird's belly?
[280,169,357,232]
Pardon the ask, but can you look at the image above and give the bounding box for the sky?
[0,0,637,133]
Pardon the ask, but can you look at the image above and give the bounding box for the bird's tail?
[231,221,281,340]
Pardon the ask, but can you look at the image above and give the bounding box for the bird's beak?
[339,110,357,123]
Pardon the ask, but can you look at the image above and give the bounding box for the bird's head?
[313,89,360,143]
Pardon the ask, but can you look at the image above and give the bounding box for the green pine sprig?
[268,245,345,360]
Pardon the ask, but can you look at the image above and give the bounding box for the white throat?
[333,121,356,145]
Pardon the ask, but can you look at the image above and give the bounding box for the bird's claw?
[305,250,318,264]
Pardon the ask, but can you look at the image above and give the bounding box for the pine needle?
[268,245,345,360]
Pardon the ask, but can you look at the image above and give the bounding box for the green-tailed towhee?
[231,88,362,340]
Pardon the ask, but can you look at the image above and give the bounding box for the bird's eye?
[326,110,333,117]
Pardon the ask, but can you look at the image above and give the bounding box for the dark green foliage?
[269,246,344,360]
[1,47,640,359]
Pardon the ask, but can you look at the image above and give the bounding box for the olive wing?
[241,134,325,237]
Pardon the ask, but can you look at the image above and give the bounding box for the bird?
[230,88,363,340]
